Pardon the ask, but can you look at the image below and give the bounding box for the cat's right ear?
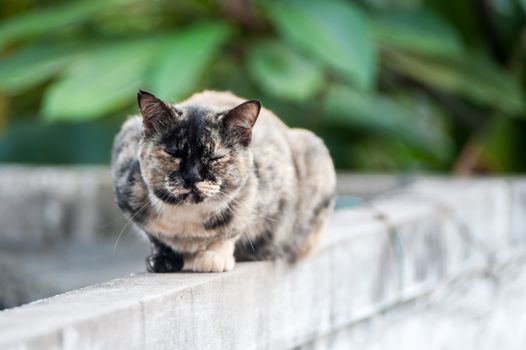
[138,90,173,137]
[222,100,261,146]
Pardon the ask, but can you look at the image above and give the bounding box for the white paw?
[192,251,235,272]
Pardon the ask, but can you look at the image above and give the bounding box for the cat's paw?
[146,252,184,273]
[192,251,235,272]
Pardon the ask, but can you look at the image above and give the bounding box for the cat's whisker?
[219,195,240,217]
[214,189,242,207]
[244,230,256,253]
[99,213,128,230]
[217,189,277,224]
[100,176,148,229]
[113,199,151,252]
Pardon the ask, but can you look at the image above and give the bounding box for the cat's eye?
[209,155,225,162]
[167,149,184,158]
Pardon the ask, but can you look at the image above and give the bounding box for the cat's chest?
[144,202,219,238]
[145,216,202,237]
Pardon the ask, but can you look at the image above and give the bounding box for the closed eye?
[209,155,225,162]
[166,149,184,158]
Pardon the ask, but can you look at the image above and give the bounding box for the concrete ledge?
[0,166,119,243]
[0,166,409,244]
[1,177,525,349]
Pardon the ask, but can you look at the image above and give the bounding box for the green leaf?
[0,44,80,94]
[0,0,133,49]
[266,0,377,89]
[349,138,436,171]
[384,50,525,115]
[479,117,518,172]
[323,84,451,157]
[148,23,232,101]
[372,9,463,56]
[247,40,324,101]
[42,39,164,121]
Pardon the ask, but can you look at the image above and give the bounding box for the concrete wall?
[0,167,409,245]
[0,166,121,244]
[0,175,525,349]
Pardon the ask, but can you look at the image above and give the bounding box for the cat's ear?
[222,100,261,146]
[137,90,174,137]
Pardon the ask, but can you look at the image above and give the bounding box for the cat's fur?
[111,90,336,273]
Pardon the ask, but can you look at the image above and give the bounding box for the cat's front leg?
[185,239,236,273]
[145,234,184,273]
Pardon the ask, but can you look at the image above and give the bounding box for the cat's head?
[137,90,260,205]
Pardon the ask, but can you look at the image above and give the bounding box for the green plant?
[0,0,525,172]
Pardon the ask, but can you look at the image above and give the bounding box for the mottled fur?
[111,90,336,272]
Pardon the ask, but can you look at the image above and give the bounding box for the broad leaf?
[247,40,324,101]
[0,0,133,49]
[42,39,164,121]
[148,23,232,101]
[323,85,451,157]
[0,44,80,94]
[266,0,377,89]
[372,9,463,56]
[385,50,525,115]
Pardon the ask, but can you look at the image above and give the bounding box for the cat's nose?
[182,165,202,186]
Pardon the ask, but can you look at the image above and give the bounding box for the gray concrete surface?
[0,176,524,349]
[0,169,401,309]
[0,238,148,309]
[0,166,126,244]
[0,166,150,309]
[0,167,408,244]
[300,251,526,350]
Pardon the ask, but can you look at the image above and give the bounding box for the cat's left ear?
[138,90,177,138]
[222,100,261,146]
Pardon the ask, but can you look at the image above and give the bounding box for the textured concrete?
[0,166,123,244]
[1,177,525,349]
[0,169,399,309]
[299,251,526,350]
[0,238,148,308]
[0,167,406,244]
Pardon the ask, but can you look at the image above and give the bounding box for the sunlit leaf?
[323,84,451,158]
[0,44,80,94]
[148,23,232,101]
[247,40,324,101]
[42,39,164,121]
[372,9,463,56]
[0,0,134,49]
[266,0,377,89]
[385,50,525,115]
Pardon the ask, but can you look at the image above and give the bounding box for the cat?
[111,90,336,273]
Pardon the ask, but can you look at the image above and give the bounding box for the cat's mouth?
[152,187,205,205]
[189,188,205,204]
[154,180,221,205]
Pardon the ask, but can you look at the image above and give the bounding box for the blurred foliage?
[0,0,525,173]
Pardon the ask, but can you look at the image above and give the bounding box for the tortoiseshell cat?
[112,90,336,273]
